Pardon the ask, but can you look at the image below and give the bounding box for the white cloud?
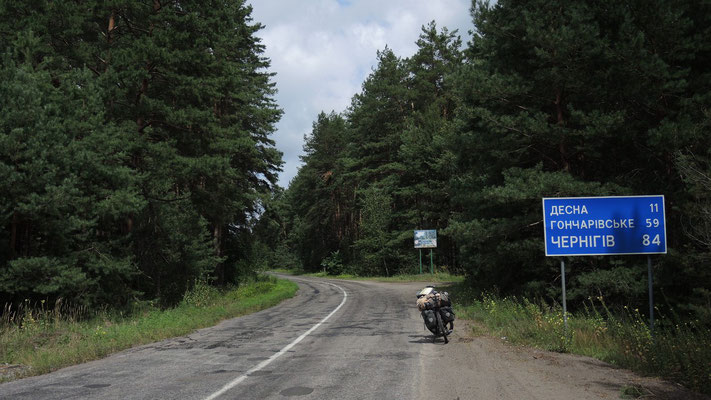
[352,22,386,49]
[249,0,472,187]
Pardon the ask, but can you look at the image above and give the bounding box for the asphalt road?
[2,275,705,400]
[0,275,434,400]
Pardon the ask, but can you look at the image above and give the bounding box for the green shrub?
[181,280,221,307]
[451,285,711,395]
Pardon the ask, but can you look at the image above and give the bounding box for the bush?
[181,280,221,308]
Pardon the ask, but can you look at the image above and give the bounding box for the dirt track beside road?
[419,319,708,400]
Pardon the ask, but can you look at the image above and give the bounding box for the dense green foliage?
[2,0,710,329]
[264,1,711,322]
[1,1,282,308]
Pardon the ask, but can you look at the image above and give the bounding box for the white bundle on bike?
[416,293,435,311]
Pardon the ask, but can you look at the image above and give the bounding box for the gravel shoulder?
[419,318,708,400]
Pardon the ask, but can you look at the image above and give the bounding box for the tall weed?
[451,285,711,395]
[181,279,221,307]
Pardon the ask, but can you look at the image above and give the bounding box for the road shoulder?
[419,319,708,400]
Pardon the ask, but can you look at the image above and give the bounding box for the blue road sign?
[542,195,666,256]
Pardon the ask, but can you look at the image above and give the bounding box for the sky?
[248,0,474,188]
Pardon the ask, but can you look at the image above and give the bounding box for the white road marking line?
[203,281,348,400]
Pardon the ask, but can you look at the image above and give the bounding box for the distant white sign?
[414,230,437,248]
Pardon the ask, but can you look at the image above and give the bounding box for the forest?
[0,0,282,308]
[1,0,710,325]
[255,0,711,322]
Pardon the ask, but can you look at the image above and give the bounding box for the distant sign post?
[414,230,437,274]
[542,195,666,334]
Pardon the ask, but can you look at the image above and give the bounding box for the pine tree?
[397,22,463,270]
[287,112,351,270]
[449,0,711,306]
[0,0,283,307]
[0,29,139,305]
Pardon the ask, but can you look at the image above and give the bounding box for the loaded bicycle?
[416,286,455,344]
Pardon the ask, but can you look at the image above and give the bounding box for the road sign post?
[561,260,567,332]
[542,195,666,334]
[648,255,654,335]
[414,230,437,274]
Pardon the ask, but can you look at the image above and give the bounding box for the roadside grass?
[0,276,298,381]
[271,268,464,284]
[448,283,711,395]
[620,385,647,399]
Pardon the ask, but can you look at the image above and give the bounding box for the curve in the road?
[203,281,348,400]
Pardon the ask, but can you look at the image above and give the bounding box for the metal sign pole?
[648,255,654,335]
[542,196,667,342]
[561,260,568,334]
[414,230,437,275]
[429,249,433,274]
